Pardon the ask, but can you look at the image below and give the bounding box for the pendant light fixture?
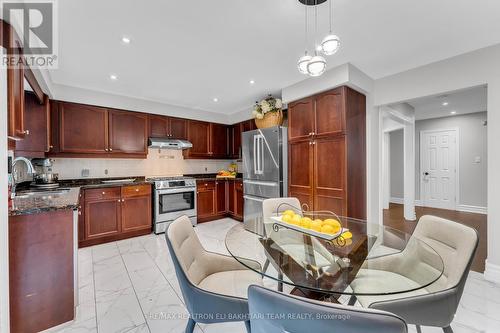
[297,4,311,74]
[320,0,340,55]
[306,0,326,76]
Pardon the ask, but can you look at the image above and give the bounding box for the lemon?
[291,215,302,225]
[322,219,341,233]
[282,210,295,217]
[341,231,353,239]
[321,225,336,235]
[300,217,312,229]
[281,214,293,224]
[311,220,322,232]
[313,219,323,225]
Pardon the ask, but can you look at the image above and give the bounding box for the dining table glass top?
[225,216,444,297]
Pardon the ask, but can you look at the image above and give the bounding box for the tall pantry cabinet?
[287,86,366,219]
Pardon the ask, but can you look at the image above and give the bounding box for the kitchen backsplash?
[51,149,236,180]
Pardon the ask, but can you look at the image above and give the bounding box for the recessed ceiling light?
[450,111,457,115]
[249,80,255,85]
[213,98,219,102]
[110,74,118,80]
[121,36,131,44]
[442,102,449,106]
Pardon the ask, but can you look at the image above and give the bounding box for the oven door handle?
[156,187,196,195]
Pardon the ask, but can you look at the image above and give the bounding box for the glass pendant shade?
[307,55,326,77]
[297,54,312,74]
[320,34,340,55]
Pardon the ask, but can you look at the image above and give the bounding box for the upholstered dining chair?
[165,215,263,333]
[248,285,408,333]
[352,215,478,333]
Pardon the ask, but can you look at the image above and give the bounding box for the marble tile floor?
[44,218,500,333]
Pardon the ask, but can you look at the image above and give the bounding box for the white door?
[421,129,458,210]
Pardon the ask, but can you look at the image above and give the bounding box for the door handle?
[243,195,265,202]
[423,172,429,176]
[243,180,278,186]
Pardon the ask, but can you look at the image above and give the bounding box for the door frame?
[419,128,460,210]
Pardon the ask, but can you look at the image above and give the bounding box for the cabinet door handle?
[105,148,109,152]
[135,188,139,192]
[102,191,106,195]
[308,132,313,136]
[312,141,316,145]
[122,199,125,202]
[109,148,113,152]
[24,130,30,135]
[117,199,121,203]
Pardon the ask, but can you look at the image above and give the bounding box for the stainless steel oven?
[150,177,197,234]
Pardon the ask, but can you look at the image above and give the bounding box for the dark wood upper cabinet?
[108,110,148,154]
[14,92,50,157]
[210,123,228,158]
[6,30,25,141]
[149,115,169,138]
[229,123,242,159]
[149,115,187,140]
[288,97,314,141]
[315,89,344,137]
[241,119,257,132]
[170,117,187,139]
[58,102,108,154]
[185,120,211,158]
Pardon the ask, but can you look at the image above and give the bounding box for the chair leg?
[245,320,251,333]
[347,295,357,306]
[443,326,454,333]
[416,325,422,333]
[262,259,270,273]
[278,271,283,292]
[185,318,196,333]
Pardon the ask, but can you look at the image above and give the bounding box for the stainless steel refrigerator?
[242,126,287,234]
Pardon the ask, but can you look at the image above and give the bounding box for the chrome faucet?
[11,157,35,198]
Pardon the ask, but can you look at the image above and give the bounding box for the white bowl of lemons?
[270,210,352,241]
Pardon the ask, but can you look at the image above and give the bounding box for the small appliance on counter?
[32,158,59,189]
[242,126,288,233]
[147,176,197,234]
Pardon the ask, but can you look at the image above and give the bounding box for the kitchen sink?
[15,188,71,198]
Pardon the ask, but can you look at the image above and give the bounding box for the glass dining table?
[225,216,444,302]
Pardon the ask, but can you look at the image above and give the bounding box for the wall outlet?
[104,169,109,175]
[81,169,90,177]
[204,167,208,172]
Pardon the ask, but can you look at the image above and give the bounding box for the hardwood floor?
[383,203,487,272]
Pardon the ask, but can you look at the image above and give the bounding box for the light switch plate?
[81,169,90,177]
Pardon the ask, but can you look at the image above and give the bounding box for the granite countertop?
[9,187,81,216]
[9,177,153,216]
[186,173,243,181]
[59,176,150,189]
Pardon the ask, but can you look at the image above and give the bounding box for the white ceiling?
[408,85,487,120]
[49,0,500,115]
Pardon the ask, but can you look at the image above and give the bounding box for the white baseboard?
[389,198,487,214]
[456,204,487,215]
[484,260,500,285]
[390,197,424,206]
[389,197,404,204]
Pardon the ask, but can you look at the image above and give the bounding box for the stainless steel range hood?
[148,137,193,150]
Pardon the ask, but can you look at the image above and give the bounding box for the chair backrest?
[248,285,407,333]
[262,197,301,220]
[165,215,210,289]
[413,215,478,291]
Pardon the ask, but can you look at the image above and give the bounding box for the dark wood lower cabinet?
[9,210,75,333]
[197,179,243,223]
[79,184,152,247]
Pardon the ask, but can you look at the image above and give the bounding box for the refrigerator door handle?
[243,195,266,202]
[243,180,278,186]
[255,134,263,175]
[253,135,258,174]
